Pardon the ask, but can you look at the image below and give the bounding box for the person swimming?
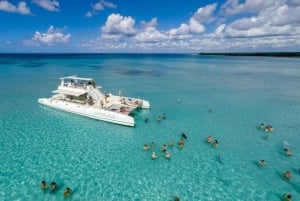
[64,187,72,198]
[181,132,188,139]
[283,193,292,201]
[218,154,223,162]
[206,136,212,143]
[284,147,292,156]
[173,196,180,201]
[258,160,267,166]
[144,117,149,123]
[212,139,218,147]
[265,125,274,132]
[41,181,47,190]
[150,141,155,150]
[283,171,292,180]
[258,123,265,129]
[178,139,185,149]
[151,152,157,160]
[50,182,57,192]
[165,152,171,159]
[161,144,167,152]
[143,144,149,150]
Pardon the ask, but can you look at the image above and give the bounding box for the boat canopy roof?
[60,75,93,82]
[52,89,86,97]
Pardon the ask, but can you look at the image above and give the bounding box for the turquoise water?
[0,54,300,201]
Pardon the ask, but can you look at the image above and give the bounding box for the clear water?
[0,54,300,201]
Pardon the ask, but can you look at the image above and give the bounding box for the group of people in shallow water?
[144,112,168,123]
[256,122,296,201]
[41,180,72,198]
[143,132,188,160]
[205,135,219,147]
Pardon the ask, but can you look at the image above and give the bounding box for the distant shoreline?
[198,52,300,57]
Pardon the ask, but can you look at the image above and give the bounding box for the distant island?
[198,52,300,57]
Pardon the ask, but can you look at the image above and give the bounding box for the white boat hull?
[38,98,135,127]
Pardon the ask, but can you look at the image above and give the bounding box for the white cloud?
[224,1,300,37]
[134,27,168,43]
[192,3,217,23]
[81,0,300,52]
[93,2,104,11]
[0,1,32,15]
[221,0,275,15]
[101,0,117,8]
[188,18,205,33]
[164,3,217,37]
[32,26,71,45]
[168,23,192,39]
[214,24,226,37]
[187,3,218,34]
[140,18,157,28]
[85,0,116,18]
[101,13,137,36]
[32,0,60,12]
[85,11,93,18]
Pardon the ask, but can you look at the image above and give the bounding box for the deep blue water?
[0,54,300,201]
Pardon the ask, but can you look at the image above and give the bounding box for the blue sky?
[0,0,300,53]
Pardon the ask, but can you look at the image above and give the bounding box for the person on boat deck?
[64,187,72,198]
[41,181,47,190]
[50,182,57,192]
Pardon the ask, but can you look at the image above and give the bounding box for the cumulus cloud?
[32,26,71,45]
[224,1,300,37]
[32,0,60,11]
[0,1,32,15]
[101,13,137,37]
[192,3,218,23]
[134,27,168,43]
[221,0,275,16]
[85,0,116,18]
[168,3,217,36]
[140,18,157,28]
[81,0,300,52]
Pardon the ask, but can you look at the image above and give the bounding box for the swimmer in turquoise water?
[64,187,72,198]
[258,160,267,166]
[283,193,292,201]
[41,181,47,190]
[218,154,223,162]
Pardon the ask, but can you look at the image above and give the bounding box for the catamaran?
[38,75,150,127]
